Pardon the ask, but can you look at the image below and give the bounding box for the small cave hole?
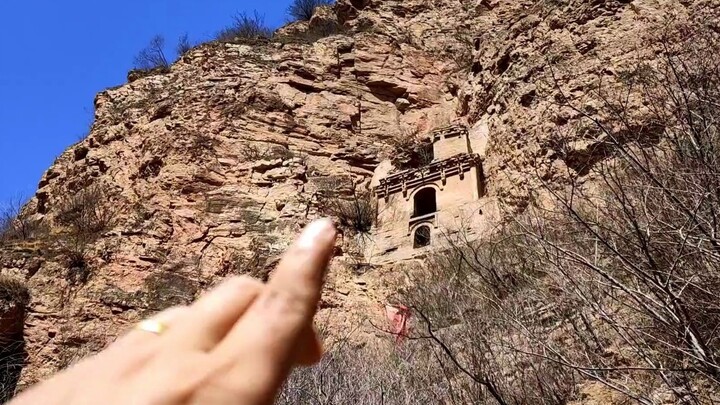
[413,225,432,249]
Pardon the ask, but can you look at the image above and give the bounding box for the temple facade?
[367,124,491,264]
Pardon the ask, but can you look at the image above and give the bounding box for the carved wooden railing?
[375,153,481,200]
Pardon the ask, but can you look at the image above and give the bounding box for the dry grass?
[313,178,376,235]
[395,20,720,405]
[287,0,333,22]
[55,184,118,285]
[0,276,30,309]
[389,127,434,170]
[0,197,41,245]
[216,12,272,43]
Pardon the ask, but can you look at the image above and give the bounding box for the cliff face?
[0,0,710,392]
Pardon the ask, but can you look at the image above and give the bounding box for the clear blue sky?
[0,0,293,203]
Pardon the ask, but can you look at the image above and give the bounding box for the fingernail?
[297,218,336,249]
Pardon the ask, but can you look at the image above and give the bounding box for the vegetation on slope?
[280,21,720,405]
[133,0,338,72]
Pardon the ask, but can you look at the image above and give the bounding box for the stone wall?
[434,133,470,161]
[369,121,491,264]
[370,166,488,265]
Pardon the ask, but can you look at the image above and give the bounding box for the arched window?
[413,225,432,248]
[413,188,437,218]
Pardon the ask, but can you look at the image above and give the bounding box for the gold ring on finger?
[135,319,168,335]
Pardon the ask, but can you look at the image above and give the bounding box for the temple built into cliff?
[369,124,490,264]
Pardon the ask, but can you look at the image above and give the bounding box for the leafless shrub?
[314,179,376,235]
[167,129,220,162]
[176,33,193,56]
[0,336,25,404]
[238,143,296,162]
[521,22,720,401]
[55,185,117,284]
[279,332,460,404]
[389,128,434,170]
[0,276,29,403]
[64,250,91,286]
[447,31,475,73]
[222,239,277,282]
[56,185,116,245]
[0,197,39,244]
[400,225,578,405]
[287,0,333,22]
[274,21,346,45]
[395,21,720,405]
[216,11,272,43]
[133,35,170,71]
[0,276,30,309]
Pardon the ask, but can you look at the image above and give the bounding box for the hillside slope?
[0,0,713,400]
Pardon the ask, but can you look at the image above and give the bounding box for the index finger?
[208,219,336,401]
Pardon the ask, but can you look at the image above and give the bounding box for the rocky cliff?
[0,0,713,397]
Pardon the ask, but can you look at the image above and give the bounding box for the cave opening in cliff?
[413,188,437,218]
[413,225,431,248]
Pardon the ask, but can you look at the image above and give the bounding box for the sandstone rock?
[251,159,283,172]
[395,97,411,111]
[0,0,704,395]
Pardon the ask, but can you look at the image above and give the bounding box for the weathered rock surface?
[0,0,714,401]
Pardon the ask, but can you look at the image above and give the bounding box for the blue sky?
[0,0,293,203]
